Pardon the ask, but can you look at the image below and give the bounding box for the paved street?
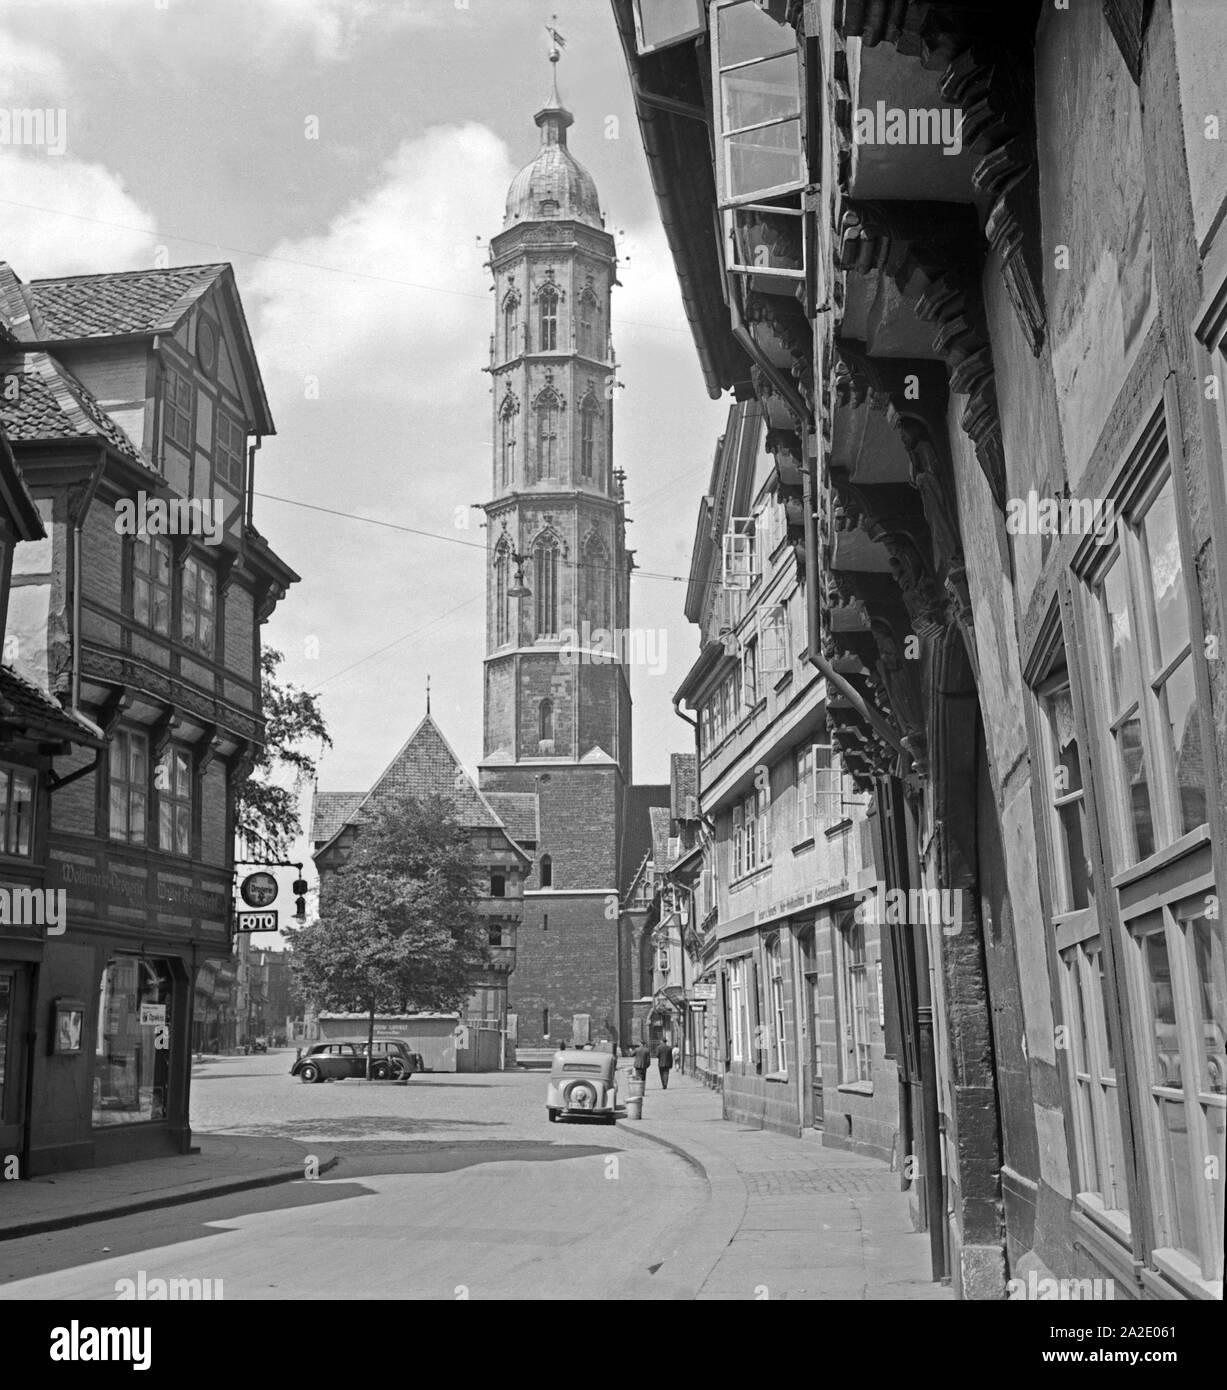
[0,1052,945,1301]
[0,1052,703,1300]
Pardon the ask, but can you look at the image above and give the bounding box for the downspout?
[246,436,261,530]
[69,448,109,741]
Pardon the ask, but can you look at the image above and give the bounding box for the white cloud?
[249,122,513,403]
[0,149,157,277]
[0,29,67,97]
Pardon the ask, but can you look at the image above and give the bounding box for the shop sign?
[139,1003,167,1026]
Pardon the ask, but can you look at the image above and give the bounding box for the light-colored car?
[546,1048,618,1124]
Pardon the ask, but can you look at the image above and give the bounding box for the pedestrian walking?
[632,1041,651,1084]
[657,1041,674,1089]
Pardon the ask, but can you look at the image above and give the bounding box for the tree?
[287,793,487,1076]
[236,647,330,856]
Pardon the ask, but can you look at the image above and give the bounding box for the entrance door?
[0,966,30,1173]
[806,972,823,1128]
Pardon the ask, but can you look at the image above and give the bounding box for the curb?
[614,1118,749,1300]
[0,1155,341,1243]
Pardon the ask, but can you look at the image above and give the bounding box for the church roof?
[312,713,530,864]
[485,792,539,846]
[504,99,604,231]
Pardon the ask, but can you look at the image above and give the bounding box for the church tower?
[479,51,635,1050]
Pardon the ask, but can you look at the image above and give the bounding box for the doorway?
[806,972,824,1128]
[0,965,31,1174]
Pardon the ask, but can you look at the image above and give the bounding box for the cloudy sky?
[0,0,728,800]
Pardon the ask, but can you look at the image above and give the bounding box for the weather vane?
[545,15,566,98]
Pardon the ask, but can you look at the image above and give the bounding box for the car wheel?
[547,1108,559,1123]
[299,1062,320,1083]
[372,1061,391,1080]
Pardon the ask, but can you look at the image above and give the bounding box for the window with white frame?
[836,909,871,1085]
[632,0,705,54]
[1037,666,1093,916]
[765,935,787,1075]
[813,743,843,825]
[180,557,216,655]
[1123,891,1225,1289]
[757,603,789,675]
[795,744,814,842]
[711,0,804,209]
[1086,468,1207,867]
[215,410,245,489]
[742,637,758,706]
[1058,930,1132,1230]
[157,745,192,857]
[731,802,743,879]
[726,955,749,1063]
[722,517,755,590]
[109,729,148,845]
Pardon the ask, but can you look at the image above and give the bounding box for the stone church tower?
[478,68,638,1050]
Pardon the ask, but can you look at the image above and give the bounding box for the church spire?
[537,18,572,147]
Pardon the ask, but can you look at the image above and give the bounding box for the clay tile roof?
[310,792,365,846]
[27,264,229,340]
[649,805,673,867]
[0,665,106,747]
[485,791,539,846]
[0,351,149,467]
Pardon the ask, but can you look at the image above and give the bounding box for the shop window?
[1126,895,1225,1290]
[132,534,172,636]
[108,729,148,845]
[181,557,216,655]
[0,765,36,858]
[1086,468,1207,867]
[93,957,173,1127]
[157,746,192,857]
[835,909,871,1086]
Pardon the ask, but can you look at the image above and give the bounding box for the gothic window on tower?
[533,534,560,638]
[535,390,560,480]
[579,392,599,480]
[578,285,601,358]
[502,291,520,361]
[494,542,512,648]
[499,398,517,486]
[539,698,554,747]
[583,532,610,631]
[540,854,553,888]
[538,284,560,351]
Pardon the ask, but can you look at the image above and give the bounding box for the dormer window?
[539,199,559,217]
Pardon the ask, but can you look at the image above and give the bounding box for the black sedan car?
[290,1038,425,1083]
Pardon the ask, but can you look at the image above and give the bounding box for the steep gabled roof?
[313,713,530,865]
[0,350,152,470]
[310,791,364,847]
[484,791,539,846]
[24,264,229,340]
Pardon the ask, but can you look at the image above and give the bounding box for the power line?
[253,489,702,586]
[0,197,689,337]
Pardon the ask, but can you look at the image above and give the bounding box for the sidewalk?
[618,1069,951,1301]
[0,1135,338,1241]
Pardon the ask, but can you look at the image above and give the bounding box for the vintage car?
[546,1048,618,1123]
[290,1038,425,1083]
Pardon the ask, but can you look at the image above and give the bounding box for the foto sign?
[235,909,278,933]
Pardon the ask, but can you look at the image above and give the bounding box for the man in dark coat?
[657,1042,674,1089]
[632,1041,651,1084]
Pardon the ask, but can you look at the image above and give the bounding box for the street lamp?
[508,548,532,600]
